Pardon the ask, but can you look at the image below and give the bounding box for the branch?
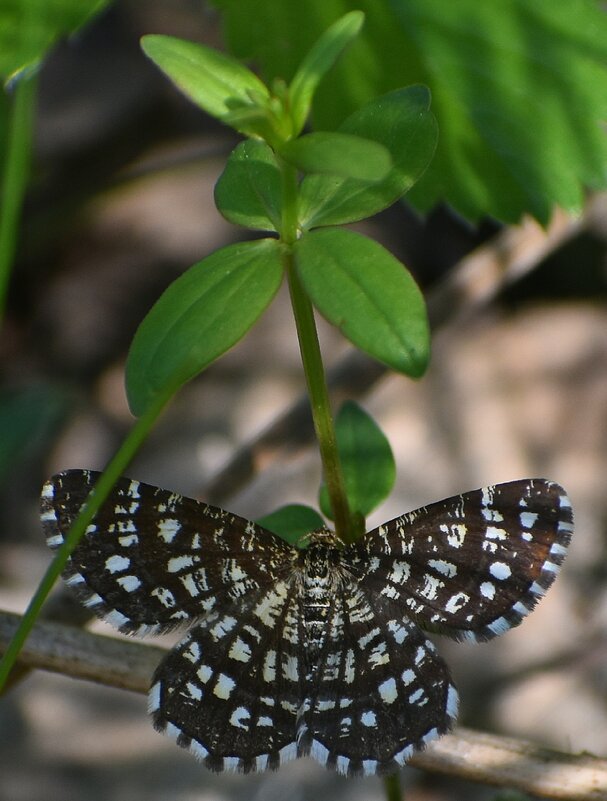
[1,610,604,800]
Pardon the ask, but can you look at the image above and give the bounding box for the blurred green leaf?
[213,0,607,223]
[1,0,110,82]
[214,139,282,231]
[280,132,391,180]
[294,227,429,377]
[0,384,68,485]
[256,504,326,546]
[298,87,437,228]
[289,10,364,135]
[141,34,269,130]
[319,401,395,521]
[126,239,284,416]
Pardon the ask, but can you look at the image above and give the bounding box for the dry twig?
[1,609,605,800]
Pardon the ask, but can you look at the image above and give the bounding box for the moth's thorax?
[296,529,349,662]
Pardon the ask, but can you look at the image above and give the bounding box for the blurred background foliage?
[1,3,607,801]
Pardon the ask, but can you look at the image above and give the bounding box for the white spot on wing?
[408,688,425,704]
[165,722,181,741]
[104,609,130,629]
[361,710,377,727]
[335,755,350,774]
[310,739,330,766]
[278,742,297,764]
[180,574,199,597]
[105,554,130,573]
[157,518,180,543]
[168,555,194,573]
[520,511,538,528]
[116,575,141,592]
[447,685,459,719]
[84,592,103,608]
[378,677,398,704]
[428,559,457,578]
[513,601,529,616]
[183,641,200,663]
[196,664,213,684]
[487,616,510,636]
[420,573,444,600]
[401,669,415,686]
[489,561,511,580]
[486,526,507,540]
[213,673,235,699]
[445,591,470,613]
[210,616,237,639]
[263,650,276,682]
[151,586,176,608]
[148,681,161,712]
[440,523,467,548]
[190,740,209,760]
[387,620,409,644]
[229,706,250,730]
[393,744,414,765]
[186,681,202,701]
[228,637,252,663]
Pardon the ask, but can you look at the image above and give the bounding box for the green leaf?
[214,0,607,223]
[1,0,111,82]
[214,140,282,231]
[126,239,283,416]
[294,227,429,377]
[279,132,391,180]
[256,504,326,546]
[0,384,68,486]
[319,401,395,521]
[297,87,437,228]
[288,10,364,135]
[140,34,269,129]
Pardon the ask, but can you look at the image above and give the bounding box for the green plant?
[213,0,607,224]
[0,4,604,797]
[0,0,112,318]
[0,15,434,799]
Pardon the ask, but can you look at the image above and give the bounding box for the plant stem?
[278,158,353,541]
[0,73,37,322]
[0,385,173,692]
[285,257,354,542]
[383,773,403,801]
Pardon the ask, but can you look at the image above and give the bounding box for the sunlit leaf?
[215,140,282,231]
[319,401,395,520]
[126,239,284,416]
[214,0,607,223]
[294,227,429,377]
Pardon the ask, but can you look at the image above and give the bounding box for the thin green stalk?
[0,385,173,691]
[383,773,403,801]
[0,73,37,321]
[286,257,353,542]
[278,156,353,541]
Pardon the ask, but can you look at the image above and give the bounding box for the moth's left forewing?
[41,470,295,636]
[351,479,573,642]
